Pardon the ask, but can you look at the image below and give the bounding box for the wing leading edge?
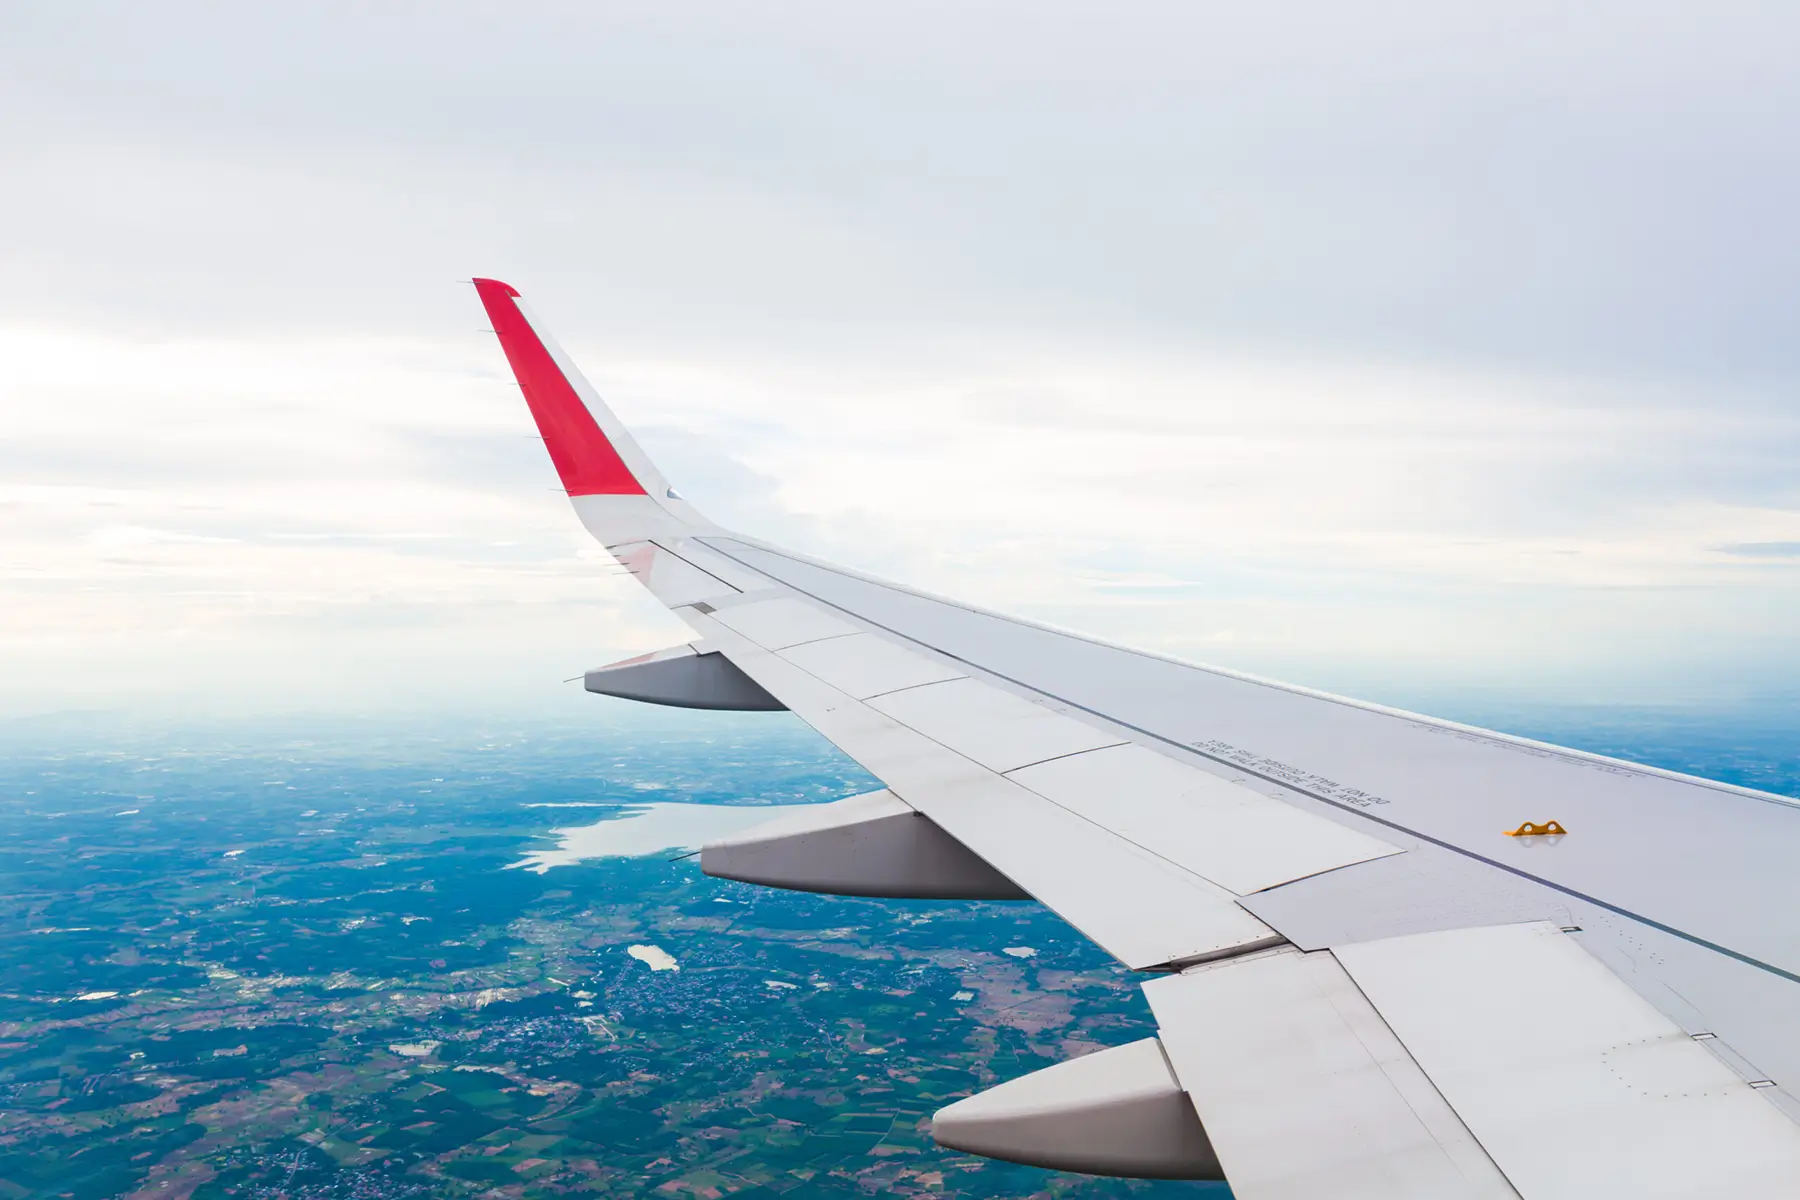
[474,279,1800,1198]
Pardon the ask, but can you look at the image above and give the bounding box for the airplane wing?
[474,278,1800,1199]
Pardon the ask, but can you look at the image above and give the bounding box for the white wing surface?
[474,278,1800,1197]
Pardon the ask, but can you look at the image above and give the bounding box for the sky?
[3,2,1799,724]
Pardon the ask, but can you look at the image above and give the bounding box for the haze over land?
[3,3,1798,723]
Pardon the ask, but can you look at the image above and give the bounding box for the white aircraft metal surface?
[867,677,1128,774]
[709,595,857,649]
[1009,743,1400,896]
[608,540,737,608]
[472,277,1800,1197]
[1145,947,1520,1199]
[777,632,967,699]
[1333,922,1800,1199]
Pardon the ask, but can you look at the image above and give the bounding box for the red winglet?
[472,278,646,496]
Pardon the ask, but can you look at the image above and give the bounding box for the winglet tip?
[470,275,651,498]
[471,277,521,299]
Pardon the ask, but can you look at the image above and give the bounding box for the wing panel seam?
[999,742,1132,775]
[642,537,750,595]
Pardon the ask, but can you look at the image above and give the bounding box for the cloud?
[7,302,1800,718]
[2,3,1799,717]
[4,4,1798,379]
[1714,542,1800,559]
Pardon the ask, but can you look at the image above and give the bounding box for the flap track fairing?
[932,1037,1222,1180]
[584,644,786,712]
[700,790,1028,900]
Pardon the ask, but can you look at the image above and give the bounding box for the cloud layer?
[3,2,1798,719]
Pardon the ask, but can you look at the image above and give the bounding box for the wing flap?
[1145,946,1520,1199]
[1335,922,1800,1199]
